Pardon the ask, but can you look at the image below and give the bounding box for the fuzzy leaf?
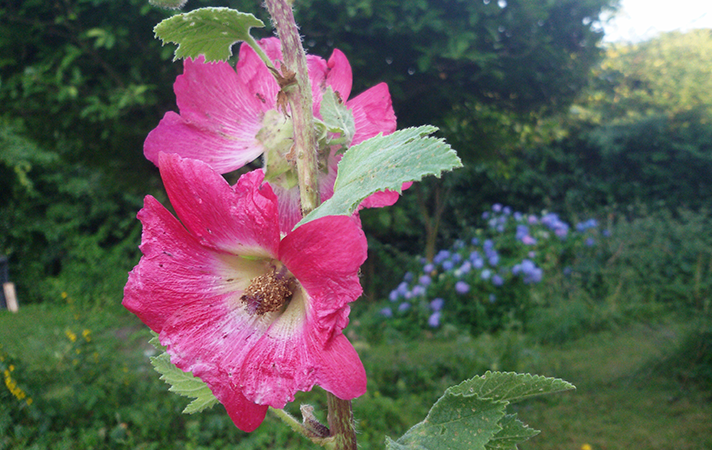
[148,334,219,414]
[448,371,575,403]
[386,372,574,450]
[387,396,506,450]
[485,414,539,450]
[298,125,461,226]
[154,7,264,61]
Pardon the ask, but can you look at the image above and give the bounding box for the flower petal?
[325,48,353,103]
[313,333,366,400]
[348,82,396,146]
[144,57,265,173]
[158,153,280,258]
[123,196,228,332]
[236,38,281,110]
[279,215,367,340]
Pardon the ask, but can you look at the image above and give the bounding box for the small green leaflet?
[297,125,462,227]
[154,7,264,62]
[386,371,574,450]
[149,334,219,414]
[485,415,539,450]
[149,0,188,10]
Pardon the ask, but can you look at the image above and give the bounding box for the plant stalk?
[263,0,320,217]
[327,392,357,450]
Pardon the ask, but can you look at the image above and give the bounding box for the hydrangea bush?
[377,204,608,338]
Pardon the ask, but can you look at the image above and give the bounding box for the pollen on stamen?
[240,271,294,316]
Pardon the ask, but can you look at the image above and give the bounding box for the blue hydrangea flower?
[428,311,441,327]
[492,274,504,286]
[488,294,496,303]
[419,274,432,286]
[455,281,470,294]
[442,260,455,271]
[492,203,503,212]
[411,285,426,296]
[398,302,411,312]
[423,263,435,273]
[430,298,444,312]
[380,307,393,318]
[389,290,399,302]
[433,250,451,265]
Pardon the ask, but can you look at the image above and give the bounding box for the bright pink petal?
[236,38,281,110]
[348,82,396,146]
[360,182,414,209]
[313,333,366,400]
[123,196,226,332]
[325,49,353,103]
[144,57,265,173]
[279,215,367,340]
[158,153,280,258]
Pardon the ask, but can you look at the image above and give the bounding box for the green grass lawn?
[1,304,710,449]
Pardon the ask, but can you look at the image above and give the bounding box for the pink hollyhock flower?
[144,37,405,230]
[123,153,367,432]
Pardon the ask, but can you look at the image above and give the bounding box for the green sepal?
[386,371,574,450]
[154,7,264,62]
[297,125,462,227]
[148,333,219,414]
[320,86,355,149]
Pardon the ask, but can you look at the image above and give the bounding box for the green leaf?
[485,414,539,450]
[298,125,462,226]
[447,371,575,403]
[388,396,506,450]
[386,372,574,450]
[154,7,265,62]
[149,0,188,9]
[148,334,219,414]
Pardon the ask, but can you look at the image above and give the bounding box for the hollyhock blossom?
[123,153,367,432]
[144,37,403,230]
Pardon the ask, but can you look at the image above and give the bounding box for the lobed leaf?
[154,7,264,62]
[447,371,575,403]
[484,414,539,450]
[148,334,219,414]
[388,396,506,450]
[298,125,462,226]
[387,371,574,449]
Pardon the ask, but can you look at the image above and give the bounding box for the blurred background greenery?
[1,0,711,448]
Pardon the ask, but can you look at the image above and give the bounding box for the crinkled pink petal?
[280,215,367,339]
[313,333,366,401]
[144,57,265,173]
[237,38,332,117]
[158,153,280,258]
[236,38,281,110]
[123,196,228,332]
[360,182,414,209]
[326,49,353,104]
[312,48,353,115]
[348,82,397,146]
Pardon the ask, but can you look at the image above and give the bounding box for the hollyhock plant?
[144,37,403,230]
[123,153,367,432]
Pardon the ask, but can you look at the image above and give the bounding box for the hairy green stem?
[327,392,358,450]
[263,0,320,217]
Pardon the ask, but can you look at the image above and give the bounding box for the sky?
[602,0,712,42]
